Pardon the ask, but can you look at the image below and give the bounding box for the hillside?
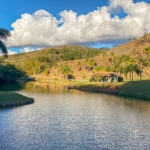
[107,35,150,57]
[6,44,102,64]
[3,34,150,80]
[3,44,107,77]
[49,34,150,79]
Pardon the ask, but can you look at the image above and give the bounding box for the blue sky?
[0,0,150,54]
[0,0,108,30]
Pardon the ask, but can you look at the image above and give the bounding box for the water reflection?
[24,82,70,94]
[0,82,150,149]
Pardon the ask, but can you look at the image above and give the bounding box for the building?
[91,73,123,82]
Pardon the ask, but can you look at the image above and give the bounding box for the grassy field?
[48,77,150,100]
[0,91,33,103]
[118,80,150,100]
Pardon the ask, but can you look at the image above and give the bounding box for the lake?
[0,82,150,150]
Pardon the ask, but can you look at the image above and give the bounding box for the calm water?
[0,82,150,150]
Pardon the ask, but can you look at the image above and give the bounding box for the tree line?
[0,28,26,84]
[59,47,150,81]
[0,27,150,83]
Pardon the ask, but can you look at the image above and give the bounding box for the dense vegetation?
[0,28,20,85]
[86,47,150,82]
[0,28,11,56]
[5,45,109,75]
[107,47,150,81]
[0,59,26,84]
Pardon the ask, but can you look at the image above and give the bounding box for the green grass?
[54,78,150,100]
[0,91,32,103]
[118,80,150,100]
[31,76,150,100]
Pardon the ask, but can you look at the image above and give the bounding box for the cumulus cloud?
[6,0,150,49]
[20,47,35,53]
[0,49,17,56]
[8,50,17,55]
[20,47,41,53]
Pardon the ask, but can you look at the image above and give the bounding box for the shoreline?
[0,98,34,108]
[68,85,118,95]
[34,77,150,101]
[0,92,34,108]
[68,85,150,101]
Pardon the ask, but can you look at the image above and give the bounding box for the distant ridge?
[107,34,150,57]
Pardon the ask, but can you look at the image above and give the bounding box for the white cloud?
[6,0,150,49]
[8,50,17,55]
[20,47,41,53]
[0,49,17,56]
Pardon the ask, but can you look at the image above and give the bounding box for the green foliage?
[49,49,59,54]
[21,59,46,75]
[95,76,102,82]
[89,77,95,82]
[60,64,73,79]
[0,28,11,56]
[82,73,86,78]
[144,47,150,57]
[5,45,102,76]
[38,56,51,62]
[0,63,25,84]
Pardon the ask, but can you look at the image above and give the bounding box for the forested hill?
[4,44,108,75]
[6,44,108,64]
[1,34,150,80]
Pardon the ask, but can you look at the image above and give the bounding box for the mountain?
[3,34,150,79]
[50,34,150,79]
[6,44,102,64]
[108,34,150,57]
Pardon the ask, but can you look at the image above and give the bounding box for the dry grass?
[49,35,150,79]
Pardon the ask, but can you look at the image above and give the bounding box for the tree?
[77,61,82,71]
[122,56,138,82]
[144,47,150,58]
[119,55,130,77]
[0,28,11,57]
[108,52,115,66]
[102,51,107,65]
[85,58,96,78]
[136,57,149,80]
[60,64,73,80]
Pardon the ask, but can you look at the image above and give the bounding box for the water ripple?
[0,84,150,150]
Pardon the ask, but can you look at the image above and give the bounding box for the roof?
[92,73,117,77]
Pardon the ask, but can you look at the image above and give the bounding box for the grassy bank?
[0,91,32,103]
[0,91,34,108]
[45,78,150,100]
[118,80,150,100]
[30,75,150,100]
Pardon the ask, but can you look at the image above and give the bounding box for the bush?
[89,78,95,82]
[0,63,26,84]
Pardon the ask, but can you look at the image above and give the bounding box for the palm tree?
[77,61,82,71]
[0,28,11,56]
[123,57,137,82]
[119,55,130,77]
[110,52,114,58]
[108,52,115,68]
[102,51,107,65]
[85,58,95,79]
[144,47,150,58]
[136,56,149,80]
[60,64,73,80]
